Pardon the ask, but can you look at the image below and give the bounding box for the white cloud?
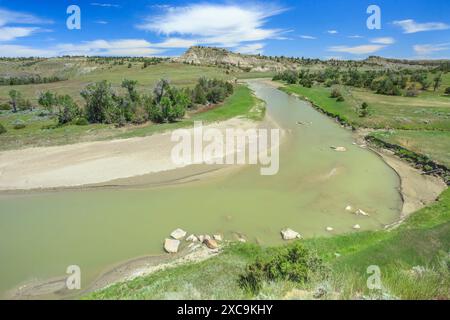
[0,8,52,27]
[0,44,54,57]
[393,19,449,34]
[371,37,395,45]
[235,43,265,54]
[327,30,338,34]
[94,20,108,25]
[348,35,363,39]
[154,38,200,48]
[56,39,163,56]
[0,8,51,42]
[328,45,385,55]
[137,3,286,47]
[413,43,450,56]
[300,35,317,40]
[0,27,40,41]
[90,3,121,8]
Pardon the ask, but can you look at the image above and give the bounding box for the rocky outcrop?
[175,46,292,72]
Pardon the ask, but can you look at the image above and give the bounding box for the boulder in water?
[164,239,180,253]
[281,228,301,240]
[170,228,187,240]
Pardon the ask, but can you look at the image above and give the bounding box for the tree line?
[0,75,67,86]
[274,67,448,97]
[4,77,234,128]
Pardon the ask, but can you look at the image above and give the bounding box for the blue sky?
[0,0,449,59]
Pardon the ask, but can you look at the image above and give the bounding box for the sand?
[0,118,263,191]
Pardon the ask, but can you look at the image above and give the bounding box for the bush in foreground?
[238,242,327,295]
[0,122,6,134]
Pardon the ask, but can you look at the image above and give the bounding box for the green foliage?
[238,242,327,294]
[56,95,80,125]
[0,103,11,110]
[74,117,89,126]
[330,88,342,99]
[148,79,189,123]
[359,102,369,117]
[81,80,117,124]
[445,87,450,95]
[0,122,6,134]
[38,91,57,112]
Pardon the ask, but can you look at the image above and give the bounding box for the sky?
[0,0,449,59]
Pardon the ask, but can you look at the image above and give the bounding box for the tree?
[8,89,21,113]
[121,79,139,102]
[359,102,369,117]
[38,91,57,112]
[433,73,442,92]
[192,84,207,105]
[81,80,117,123]
[56,95,80,124]
[148,79,188,123]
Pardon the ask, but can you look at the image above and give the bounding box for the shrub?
[56,95,80,125]
[0,123,6,134]
[330,88,342,98]
[359,102,369,117]
[12,119,26,129]
[74,117,89,126]
[0,103,11,110]
[445,87,450,95]
[336,96,345,102]
[238,242,327,295]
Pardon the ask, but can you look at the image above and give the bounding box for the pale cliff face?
[175,46,292,72]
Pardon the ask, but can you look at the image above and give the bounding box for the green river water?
[0,80,402,297]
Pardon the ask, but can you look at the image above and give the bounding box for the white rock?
[353,224,361,230]
[332,146,347,152]
[186,234,198,242]
[170,228,187,240]
[281,228,302,240]
[164,238,180,253]
[326,227,334,232]
[213,234,222,241]
[238,238,246,243]
[355,209,370,216]
[197,235,205,243]
[345,205,353,212]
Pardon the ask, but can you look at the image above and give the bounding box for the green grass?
[281,83,450,130]
[0,85,263,151]
[370,130,450,168]
[86,189,450,300]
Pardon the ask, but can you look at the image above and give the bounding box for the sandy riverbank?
[353,129,447,218]
[0,117,272,191]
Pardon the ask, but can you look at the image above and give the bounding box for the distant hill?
[174,46,296,72]
[176,46,450,72]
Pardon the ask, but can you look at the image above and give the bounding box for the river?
[0,80,402,297]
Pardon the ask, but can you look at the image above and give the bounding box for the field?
[86,188,450,300]
[0,85,262,151]
[281,82,450,130]
[370,130,450,168]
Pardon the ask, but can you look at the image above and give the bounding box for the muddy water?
[0,80,402,297]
